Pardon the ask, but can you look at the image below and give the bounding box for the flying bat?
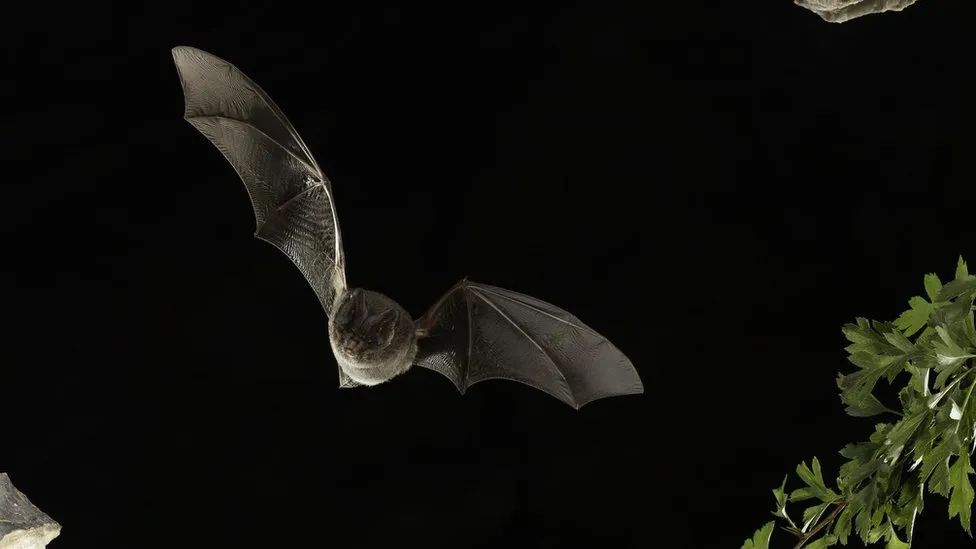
[171,46,643,409]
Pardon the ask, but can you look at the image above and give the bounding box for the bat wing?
[413,280,643,409]
[172,46,356,388]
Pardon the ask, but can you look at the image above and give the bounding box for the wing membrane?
[172,46,347,316]
[415,280,643,409]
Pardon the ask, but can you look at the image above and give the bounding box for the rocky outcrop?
[795,0,919,23]
[0,474,60,549]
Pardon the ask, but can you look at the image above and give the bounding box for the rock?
[794,0,919,23]
[0,474,60,549]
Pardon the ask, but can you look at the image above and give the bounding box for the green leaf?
[792,458,840,503]
[838,355,908,412]
[895,296,936,337]
[844,393,898,418]
[921,433,958,496]
[966,310,976,349]
[747,259,976,548]
[908,364,931,397]
[885,410,929,460]
[802,502,830,532]
[890,480,924,543]
[839,442,880,489]
[844,318,903,356]
[959,382,976,446]
[851,481,882,543]
[931,461,953,497]
[952,399,965,421]
[949,450,975,535]
[937,277,976,302]
[741,521,774,549]
[833,505,853,545]
[773,475,787,510]
[921,436,954,486]
[928,380,962,409]
[934,326,976,369]
[771,475,797,528]
[928,292,976,331]
[886,528,910,549]
[925,272,943,302]
[935,367,967,394]
[929,329,975,390]
[884,329,916,354]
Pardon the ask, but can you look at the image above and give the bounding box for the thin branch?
[793,500,848,549]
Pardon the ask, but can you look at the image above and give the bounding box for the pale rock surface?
[795,0,919,23]
[0,474,60,549]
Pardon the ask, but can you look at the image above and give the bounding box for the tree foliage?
[744,258,976,548]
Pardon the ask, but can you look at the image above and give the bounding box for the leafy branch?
[743,257,976,548]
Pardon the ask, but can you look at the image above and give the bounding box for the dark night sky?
[3,2,975,548]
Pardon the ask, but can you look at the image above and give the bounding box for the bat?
[171,46,643,409]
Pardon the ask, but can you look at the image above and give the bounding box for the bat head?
[328,288,417,386]
[334,289,398,349]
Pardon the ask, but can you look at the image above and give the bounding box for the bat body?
[329,288,417,386]
[172,46,643,409]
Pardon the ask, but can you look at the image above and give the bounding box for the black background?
[3,2,975,547]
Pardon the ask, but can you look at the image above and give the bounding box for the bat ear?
[336,288,368,327]
[372,309,400,347]
[351,290,370,327]
[353,288,367,311]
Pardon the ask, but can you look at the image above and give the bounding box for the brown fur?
[328,288,417,385]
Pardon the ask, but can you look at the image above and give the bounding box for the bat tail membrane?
[413,280,643,409]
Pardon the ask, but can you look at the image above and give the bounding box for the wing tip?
[572,370,644,410]
[171,45,214,62]
[170,45,226,79]
[170,45,235,121]
[171,45,201,70]
[170,46,198,120]
[630,368,645,394]
[573,387,644,410]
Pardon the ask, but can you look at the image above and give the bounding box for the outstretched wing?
[413,280,643,409]
[172,45,347,317]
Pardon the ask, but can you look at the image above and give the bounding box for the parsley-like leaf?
[949,449,975,535]
[886,528,910,549]
[924,273,943,302]
[792,458,840,503]
[884,409,928,461]
[772,475,798,529]
[894,296,936,337]
[741,521,774,549]
[747,259,976,548]
[936,276,976,302]
[802,502,831,532]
